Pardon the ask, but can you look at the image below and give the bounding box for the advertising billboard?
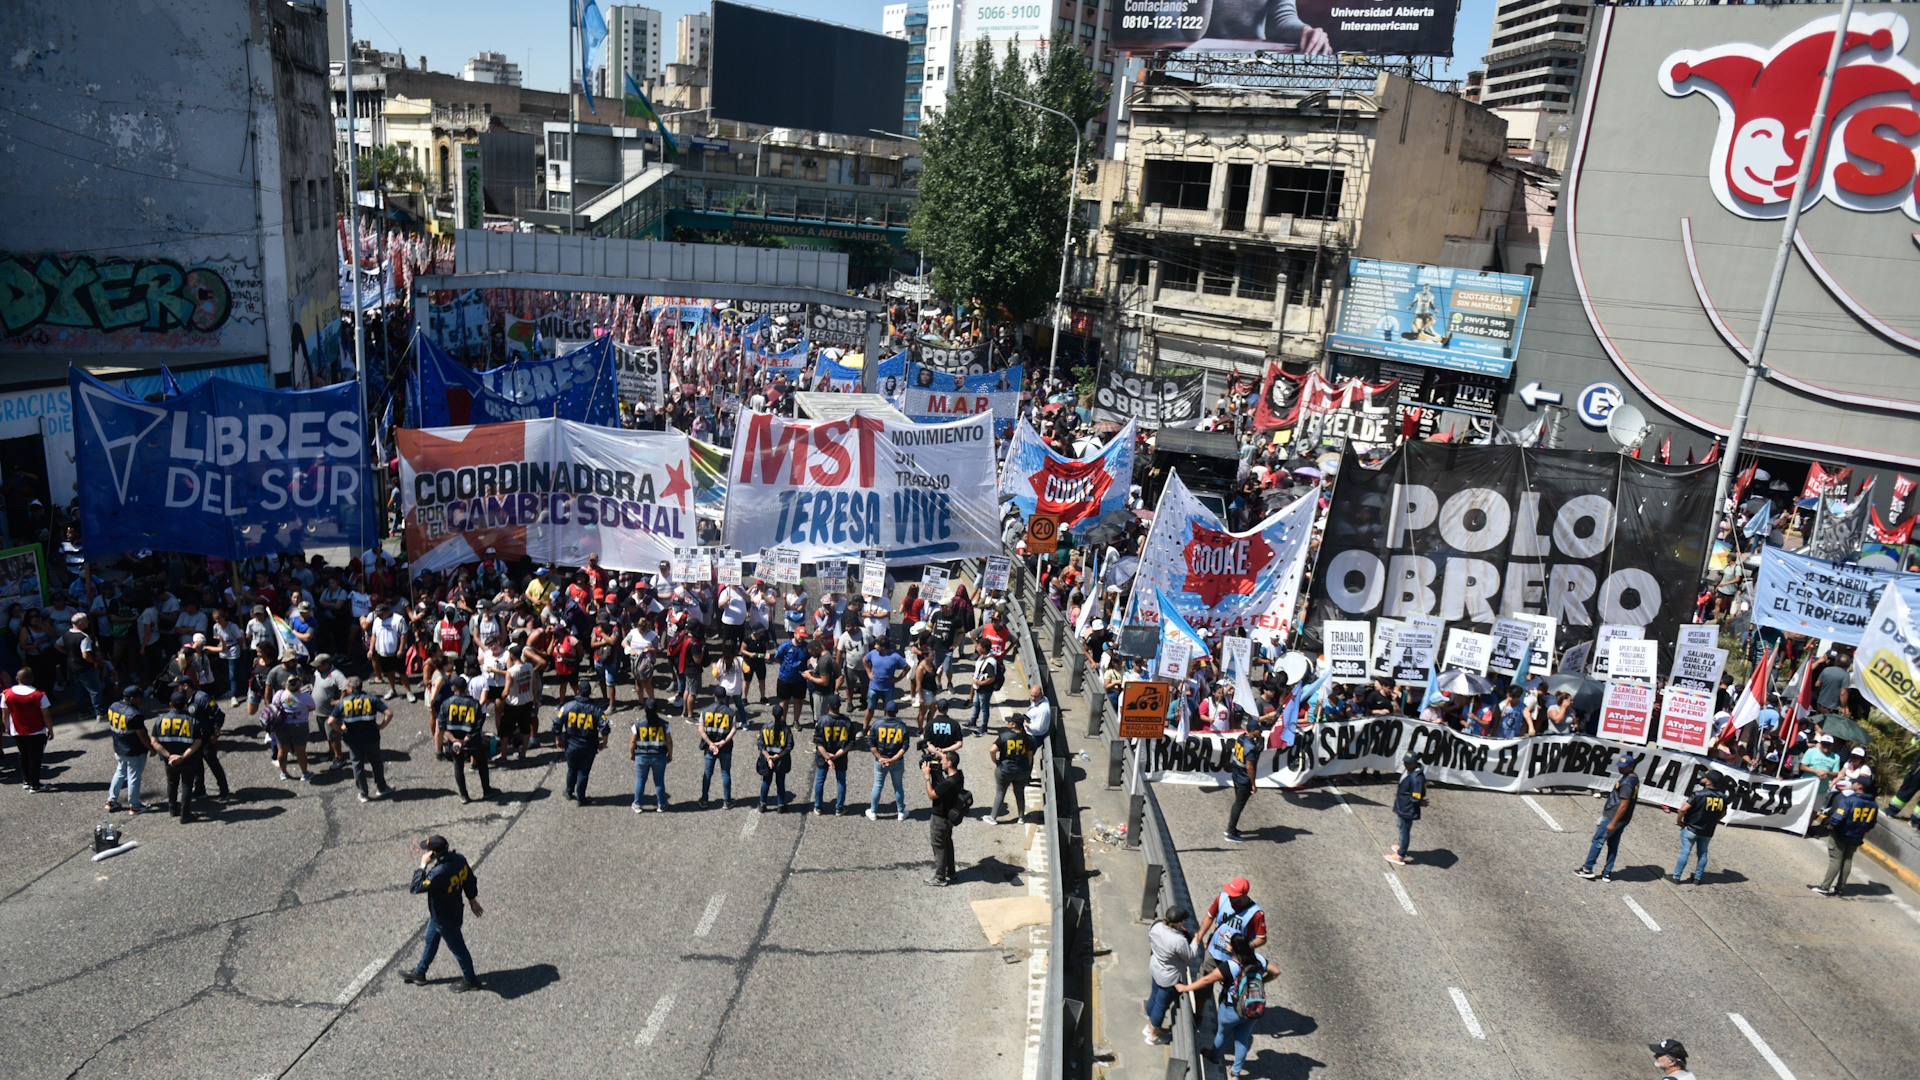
[1113,0,1454,57]
[963,0,1048,54]
[1504,5,1920,467]
[710,2,909,139]
[1327,259,1534,378]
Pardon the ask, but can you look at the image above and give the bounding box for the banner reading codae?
[998,419,1136,535]
[722,409,999,566]
[397,418,692,575]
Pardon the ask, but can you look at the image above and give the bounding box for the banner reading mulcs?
[723,410,999,566]
[998,419,1137,535]
[71,369,375,559]
[398,419,693,576]
[1129,470,1318,646]
[409,332,617,428]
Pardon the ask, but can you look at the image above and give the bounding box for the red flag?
[1780,654,1816,750]
[1400,407,1422,441]
[1630,447,1641,459]
[1658,436,1671,464]
[1728,646,1776,731]
[1733,460,1758,503]
[1800,463,1852,499]
[1871,506,1917,545]
[1892,475,1916,520]
[1702,441,1720,464]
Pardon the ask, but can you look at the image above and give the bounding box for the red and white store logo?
[1660,13,1920,220]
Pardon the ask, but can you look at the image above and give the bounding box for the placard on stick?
[1120,681,1173,739]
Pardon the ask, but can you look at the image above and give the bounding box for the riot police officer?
[629,698,673,812]
[554,681,610,805]
[438,665,494,803]
[184,681,232,805]
[328,676,394,803]
[149,688,205,822]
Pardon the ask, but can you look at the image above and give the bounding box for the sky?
[351,0,1499,94]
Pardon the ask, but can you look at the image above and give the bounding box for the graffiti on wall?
[0,253,263,350]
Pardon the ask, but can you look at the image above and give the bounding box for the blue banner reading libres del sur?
[71,368,376,560]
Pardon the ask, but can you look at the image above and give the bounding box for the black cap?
[123,684,143,699]
[1649,1039,1687,1063]
[423,835,449,854]
[821,692,841,711]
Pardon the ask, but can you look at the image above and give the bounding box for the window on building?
[1201,249,1235,296]
[1265,166,1343,218]
[1160,256,1198,292]
[1284,257,1328,306]
[549,131,570,162]
[549,190,572,211]
[1143,159,1213,210]
[1117,257,1150,286]
[1238,251,1278,302]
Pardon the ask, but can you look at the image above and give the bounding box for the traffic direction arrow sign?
[1518,381,1562,408]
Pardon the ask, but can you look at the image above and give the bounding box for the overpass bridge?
[572,164,915,246]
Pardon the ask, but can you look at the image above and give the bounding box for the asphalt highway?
[1153,769,1920,1079]
[0,680,1033,1079]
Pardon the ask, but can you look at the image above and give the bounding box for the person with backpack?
[923,749,969,887]
[1193,878,1266,990]
[1175,931,1279,1078]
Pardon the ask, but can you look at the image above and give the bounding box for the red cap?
[1224,878,1250,897]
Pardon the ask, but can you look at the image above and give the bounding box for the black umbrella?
[1085,510,1134,548]
[1812,712,1874,745]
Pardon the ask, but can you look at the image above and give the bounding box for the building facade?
[597,6,663,96]
[676,12,713,67]
[461,51,523,87]
[885,0,1117,139]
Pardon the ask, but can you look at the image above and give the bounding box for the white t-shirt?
[214,621,244,660]
[505,662,538,706]
[349,590,372,618]
[370,614,406,656]
[624,627,658,661]
[719,586,748,627]
[864,596,892,642]
[712,656,746,697]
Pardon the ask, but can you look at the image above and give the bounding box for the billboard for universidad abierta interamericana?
[1326,259,1534,378]
[1113,0,1455,56]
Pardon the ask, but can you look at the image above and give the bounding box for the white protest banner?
[1489,618,1534,676]
[1514,613,1556,674]
[922,566,949,603]
[1670,645,1727,693]
[772,547,802,585]
[672,547,699,582]
[1370,619,1404,680]
[982,556,1011,593]
[1753,545,1920,645]
[718,551,743,586]
[722,409,999,567]
[694,547,714,579]
[1127,472,1318,640]
[1852,582,1920,735]
[1657,687,1717,755]
[819,559,848,595]
[1324,620,1372,683]
[1608,639,1658,682]
[1677,624,1719,649]
[754,548,773,582]
[1558,640,1592,675]
[1139,717,1816,833]
[398,418,692,576]
[861,557,887,598]
[1442,629,1493,675]
[615,343,664,408]
[1599,681,1655,744]
[1157,636,1194,681]
[1221,635,1258,715]
[1590,624,1644,679]
[1394,615,1443,683]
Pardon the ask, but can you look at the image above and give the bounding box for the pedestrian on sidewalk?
[1670,772,1728,884]
[1575,753,1641,883]
[1175,932,1278,1078]
[1224,718,1262,843]
[1145,906,1198,1046]
[1388,752,1425,864]
[1810,774,1880,897]
[400,835,484,992]
[3,668,55,793]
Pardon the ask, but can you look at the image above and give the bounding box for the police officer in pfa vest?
[150,688,205,822]
[329,676,394,803]
[439,663,495,803]
[184,680,232,804]
[400,834,484,992]
[813,694,856,814]
[698,692,738,809]
[867,701,911,821]
[1671,771,1728,885]
[1811,774,1880,897]
[554,680,609,805]
[630,699,673,812]
[989,712,1033,826]
[1224,716,1262,843]
[105,685,153,814]
[1389,752,1426,865]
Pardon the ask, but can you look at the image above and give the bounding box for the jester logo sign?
[1181,525,1274,606]
[1660,13,1920,220]
[1027,457,1115,526]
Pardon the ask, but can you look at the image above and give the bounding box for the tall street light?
[994,88,1086,396]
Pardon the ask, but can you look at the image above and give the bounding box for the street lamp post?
[995,88,1085,397]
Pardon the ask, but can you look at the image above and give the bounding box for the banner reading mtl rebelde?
[398,418,692,576]
[1311,445,1717,655]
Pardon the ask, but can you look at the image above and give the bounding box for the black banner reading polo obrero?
[1309,444,1717,659]
[1090,363,1204,428]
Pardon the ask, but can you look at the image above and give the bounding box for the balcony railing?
[588,170,919,240]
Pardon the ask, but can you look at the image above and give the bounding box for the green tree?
[359,144,424,192]
[909,31,1106,336]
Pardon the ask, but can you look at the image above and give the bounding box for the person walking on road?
[1224,718,1262,843]
[630,699,673,812]
[988,712,1033,826]
[3,668,56,793]
[1811,775,1880,897]
[866,702,911,821]
[1145,905,1198,1046]
[438,670,495,803]
[554,681,609,805]
[1175,931,1279,1078]
[1388,752,1426,865]
[1193,878,1267,987]
[104,685,152,813]
[400,835,483,992]
[923,750,967,887]
[1650,1038,1696,1080]
[1575,753,1641,882]
[1670,772,1728,884]
[329,677,394,803]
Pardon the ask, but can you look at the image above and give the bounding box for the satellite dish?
[1280,651,1311,684]
[1606,403,1649,451]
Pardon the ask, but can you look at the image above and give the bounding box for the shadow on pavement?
[959,854,1026,886]
[213,804,288,824]
[1251,1050,1329,1079]
[485,963,560,1000]
[386,787,458,803]
[1407,848,1459,869]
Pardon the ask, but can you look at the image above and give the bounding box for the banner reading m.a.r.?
[1311,444,1716,650]
[71,368,374,559]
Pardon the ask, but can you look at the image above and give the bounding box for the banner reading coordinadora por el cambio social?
[998,419,1136,536]
[1140,716,1816,833]
[409,331,617,428]
[71,368,375,559]
[397,418,692,575]
[722,409,998,566]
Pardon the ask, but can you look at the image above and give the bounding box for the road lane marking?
[1890,898,1920,926]
[334,956,387,1005]
[1447,987,1485,1039]
[634,993,676,1047]
[695,893,726,937]
[740,810,760,840]
[1324,785,1354,814]
[1729,1012,1797,1080]
[1383,872,1417,915]
[1520,795,1564,831]
[1622,895,1661,932]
